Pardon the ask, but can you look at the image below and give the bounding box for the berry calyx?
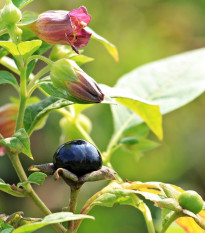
[178,190,204,214]
[53,139,102,177]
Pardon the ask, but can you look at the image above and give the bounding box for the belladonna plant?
[0,1,205,233]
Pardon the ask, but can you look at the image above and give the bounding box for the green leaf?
[12,0,34,9]
[117,98,162,140]
[1,212,41,229]
[24,97,73,135]
[119,137,139,145]
[87,27,119,62]
[0,179,25,197]
[18,172,47,188]
[17,11,38,26]
[0,128,32,159]
[12,212,94,233]
[101,84,163,140]
[0,40,42,61]
[49,45,94,66]
[92,190,135,208]
[123,124,150,139]
[112,48,205,138]
[35,41,52,55]
[0,41,19,58]
[1,229,14,233]
[18,40,42,61]
[38,78,71,100]
[69,54,94,66]
[0,71,19,91]
[123,138,159,152]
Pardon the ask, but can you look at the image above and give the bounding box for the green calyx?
[50,59,79,90]
[1,0,22,25]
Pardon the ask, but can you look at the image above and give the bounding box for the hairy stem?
[7,38,66,232]
[26,55,53,66]
[27,65,50,96]
[15,66,27,131]
[67,185,81,233]
[8,152,66,233]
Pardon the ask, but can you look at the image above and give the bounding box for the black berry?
[53,139,102,177]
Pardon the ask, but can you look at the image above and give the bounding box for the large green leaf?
[12,212,94,233]
[86,27,119,62]
[112,48,205,135]
[100,84,162,140]
[0,179,25,197]
[24,97,73,135]
[0,129,32,159]
[12,0,34,9]
[0,71,19,91]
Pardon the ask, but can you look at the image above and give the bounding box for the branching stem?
[67,185,81,233]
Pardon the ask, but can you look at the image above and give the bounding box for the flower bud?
[1,0,22,25]
[29,6,91,53]
[50,59,104,103]
[0,104,18,155]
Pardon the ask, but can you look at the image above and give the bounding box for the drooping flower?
[29,6,91,53]
[0,104,18,156]
[50,59,104,103]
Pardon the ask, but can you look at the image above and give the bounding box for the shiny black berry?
[53,139,102,177]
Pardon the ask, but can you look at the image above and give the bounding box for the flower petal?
[69,6,91,25]
[74,28,92,47]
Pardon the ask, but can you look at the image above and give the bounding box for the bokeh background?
[0,0,205,232]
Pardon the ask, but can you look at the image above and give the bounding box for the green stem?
[5,24,66,233]
[0,28,8,36]
[104,114,135,163]
[133,195,155,233]
[73,190,102,233]
[8,152,28,182]
[15,66,27,131]
[26,55,53,66]
[67,186,81,233]
[142,205,156,233]
[160,212,179,233]
[8,152,66,233]
[27,65,50,96]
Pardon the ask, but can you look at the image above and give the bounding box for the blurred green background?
[0,0,205,232]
